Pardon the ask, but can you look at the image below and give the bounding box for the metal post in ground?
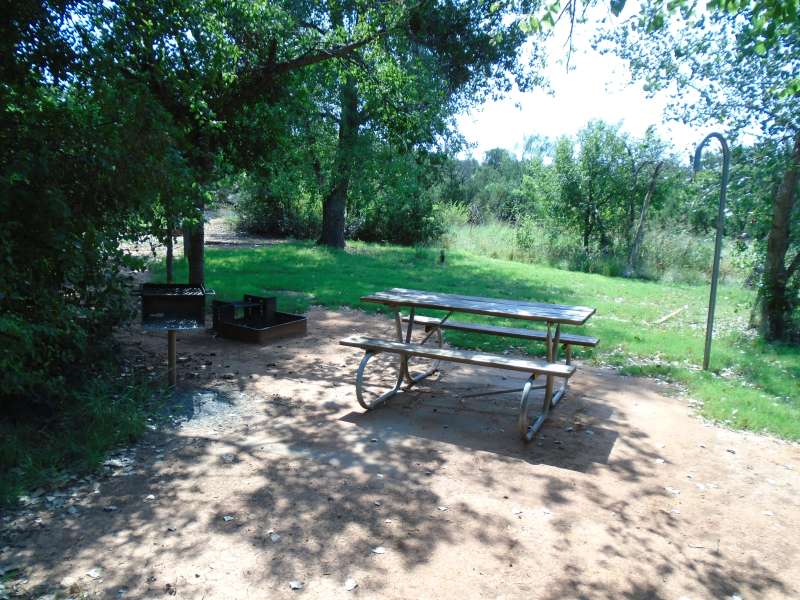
[167,330,177,387]
[692,133,730,371]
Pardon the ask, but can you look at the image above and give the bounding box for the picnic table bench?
[340,288,598,441]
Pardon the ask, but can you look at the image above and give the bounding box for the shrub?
[236,179,322,239]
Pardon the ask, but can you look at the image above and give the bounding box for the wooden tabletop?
[361,288,595,326]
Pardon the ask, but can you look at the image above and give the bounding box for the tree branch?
[271,29,386,75]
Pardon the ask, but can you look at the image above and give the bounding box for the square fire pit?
[212,295,307,343]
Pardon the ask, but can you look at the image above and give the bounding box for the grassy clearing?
[154,241,800,440]
[0,376,163,507]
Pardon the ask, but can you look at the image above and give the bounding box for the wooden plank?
[339,336,576,377]
[393,288,591,315]
[654,305,687,325]
[361,288,595,325]
[403,315,599,347]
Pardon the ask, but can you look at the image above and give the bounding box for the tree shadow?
[1,305,794,599]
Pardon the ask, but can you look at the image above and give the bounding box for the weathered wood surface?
[340,335,576,377]
[362,288,595,325]
[402,315,599,347]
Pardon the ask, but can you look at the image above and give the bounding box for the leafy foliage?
[603,0,800,339]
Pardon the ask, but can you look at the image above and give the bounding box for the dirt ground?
[2,307,799,600]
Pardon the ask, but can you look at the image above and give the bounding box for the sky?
[455,9,714,162]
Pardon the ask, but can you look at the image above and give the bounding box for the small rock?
[437,506,448,512]
[344,578,358,591]
[223,515,234,522]
[103,505,118,512]
[654,458,665,464]
[67,506,79,516]
[270,532,281,543]
[373,501,381,507]
[289,580,304,590]
[762,510,775,517]
[371,546,386,554]
[726,448,736,454]
[167,526,177,532]
[222,454,235,464]
[664,487,681,496]
[222,372,236,380]
[86,567,102,579]
[144,494,155,502]
[370,438,378,443]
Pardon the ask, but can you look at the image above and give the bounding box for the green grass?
[154,241,800,440]
[0,376,163,507]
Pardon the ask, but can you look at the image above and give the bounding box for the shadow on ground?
[1,309,795,599]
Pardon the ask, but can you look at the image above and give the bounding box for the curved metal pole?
[693,132,730,370]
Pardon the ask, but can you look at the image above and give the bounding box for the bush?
[351,194,445,245]
[237,184,323,239]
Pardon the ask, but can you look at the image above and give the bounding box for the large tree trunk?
[186,222,205,286]
[626,161,663,277]
[761,132,800,341]
[319,76,359,248]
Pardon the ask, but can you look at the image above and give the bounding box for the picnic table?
[340,288,598,441]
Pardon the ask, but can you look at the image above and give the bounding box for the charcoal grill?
[212,295,307,343]
[140,283,212,331]
[135,283,215,385]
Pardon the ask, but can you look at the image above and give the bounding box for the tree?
[76,0,423,279]
[307,0,544,247]
[551,121,633,251]
[606,1,800,339]
[1,1,196,408]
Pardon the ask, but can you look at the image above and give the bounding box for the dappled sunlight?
[4,307,798,598]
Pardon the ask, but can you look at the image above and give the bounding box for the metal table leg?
[396,308,444,387]
[355,350,403,410]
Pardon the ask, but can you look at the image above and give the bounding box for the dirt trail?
[2,308,799,600]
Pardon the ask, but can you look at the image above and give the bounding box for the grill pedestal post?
[167,330,177,387]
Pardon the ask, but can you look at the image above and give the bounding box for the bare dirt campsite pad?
[2,308,799,600]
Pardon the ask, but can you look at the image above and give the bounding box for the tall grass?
[441,217,743,285]
[0,376,164,507]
